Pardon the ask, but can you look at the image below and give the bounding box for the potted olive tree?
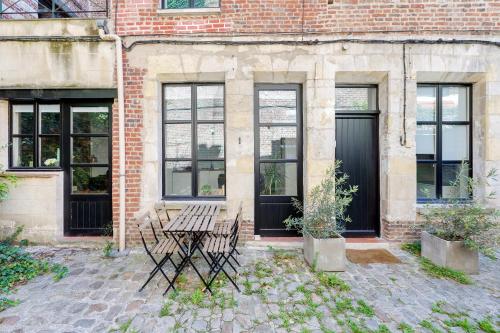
[421,164,499,274]
[284,161,358,271]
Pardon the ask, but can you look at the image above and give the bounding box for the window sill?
[163,200,226,210]
[5,170,62,178]
[157,7,221,16]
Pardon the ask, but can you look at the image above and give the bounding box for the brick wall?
[114,0,500,36]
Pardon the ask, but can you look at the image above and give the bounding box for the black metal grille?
[0,0,108,19]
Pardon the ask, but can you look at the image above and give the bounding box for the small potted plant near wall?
[284,161,358,271]
[420,163,499,274]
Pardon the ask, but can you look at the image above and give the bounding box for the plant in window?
[420,162,500,273]
[263,164,284,195]
[200,184,213,195]
[43,158,58,167]
[284,161,358,271]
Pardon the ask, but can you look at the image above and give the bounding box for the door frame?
[253,83,303,236]
[335,84,380,237]
[63,99,113,236]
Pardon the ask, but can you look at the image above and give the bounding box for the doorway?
[335,85,380,236]
[254,84,303,236]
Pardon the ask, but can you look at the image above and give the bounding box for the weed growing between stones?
[401,242,421,256]
[102,240,114,258]
[109,318,139,333]
[401,241,473,285]
[420,257,473,285]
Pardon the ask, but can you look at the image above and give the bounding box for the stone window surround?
[415,83,473,203]
[162,82,226,199]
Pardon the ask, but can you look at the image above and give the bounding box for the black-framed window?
[163,83,225,199]
[10,102,61,169]
[162,0,219,9]
[416,84,472,202]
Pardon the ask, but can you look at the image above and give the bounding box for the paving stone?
[73,319,95,328]
[0,246,498,333]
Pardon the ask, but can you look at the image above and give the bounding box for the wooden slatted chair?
[136,210,181,292]
[154,201,171,228]
[203,203,243,292]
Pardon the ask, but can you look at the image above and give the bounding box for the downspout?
[98,27,126,251]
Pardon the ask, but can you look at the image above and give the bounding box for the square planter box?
[421,230,479,274]
[303,233,346,272]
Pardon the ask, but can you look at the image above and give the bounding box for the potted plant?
[420,163,499,274]
[284,161,358,271]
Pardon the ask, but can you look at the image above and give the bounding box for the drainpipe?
[98,26,126,251]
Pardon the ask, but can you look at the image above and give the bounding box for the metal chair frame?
[204,203,243,292]
[137,211,181,292]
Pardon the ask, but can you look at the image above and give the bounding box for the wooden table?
[162,203,221,294]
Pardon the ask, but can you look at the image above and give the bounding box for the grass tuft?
[477,317,497,333]
[401,242,422,256]
[420,258,472,285]
[398,322,415,333]
[316,272,350,292]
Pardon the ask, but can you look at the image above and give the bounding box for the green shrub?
[421,163,500,258]
[284,161,358,239]
[0,228,69,294]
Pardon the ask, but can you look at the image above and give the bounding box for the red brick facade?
[112,0,499,245]
[114,0,500,36]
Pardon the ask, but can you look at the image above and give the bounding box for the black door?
[64,102,112,236]
[335,113,379,236]
[254,84,303,236]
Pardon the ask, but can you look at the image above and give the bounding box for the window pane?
[39,104,60,134]
[40,137,60,167]
[442,86,468,121]
[165,161,192,196]
[194,0,218,8]
[416,86,436,121]
[416,125,436,160]
[165,86,191,120]
[165,0,189,8]
[72,137,109,164]
[72,107,109,134]
[165,124,191,159]
[417,163,436,199]
[12,104,34,135]
[259,90,297,123]
[198,161,225,196]
[442,163,470,199]
[442,125,469,161]
[259,163,297,196]
[335,87,377,111]
[259,126,297,159]
[72,167,108,194]
[197,124,224,159]
[12,137,33,167]
[197,85,224,121]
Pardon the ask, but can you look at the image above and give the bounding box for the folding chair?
[154,201,171,227]
[204,203,243,292]
[136,210,181,292]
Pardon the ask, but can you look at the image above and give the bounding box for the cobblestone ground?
[0,245,498,333]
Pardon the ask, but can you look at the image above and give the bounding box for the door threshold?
[246,236,389,250]
[54,236,112,249]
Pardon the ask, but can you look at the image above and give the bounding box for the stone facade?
[119,39,500,244]
[0,19,116,243]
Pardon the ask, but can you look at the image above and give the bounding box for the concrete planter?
[303,233,346,272]
[421,230,479,274]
